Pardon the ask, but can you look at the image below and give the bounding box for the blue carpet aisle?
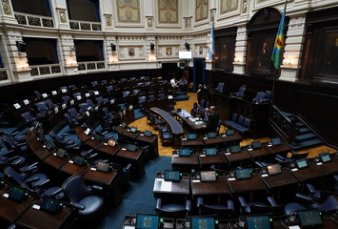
[99,156,171,229]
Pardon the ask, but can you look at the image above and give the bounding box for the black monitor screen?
[144,130,153,137]
[226,129,234,136]
[187,133,197,140]
[136,214,160,229]
[246,216,271,229]
[230,145,241,153]
[129,127,137,133]
[235,168,252,180]
[207,132,217,139]
[40,197,62,213]
[56,148,66,158]
[298,210,323,228]
[319,152,331,163]
[200,171,217,182]
[164,170,181,182]
[266,164,282,175]
[271,137,282,146]
[191,217,215,229]
[296,159,308,169]
[97,162,110,173]
[251,141,262,149]
[178,148,192,157]
[8,187,27,202]
[73,156,86,166]
[126,144,137,152]
[204,148,217,156]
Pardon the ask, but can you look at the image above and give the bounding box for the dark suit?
[207,112,219,132]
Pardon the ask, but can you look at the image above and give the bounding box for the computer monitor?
[251,141,262,149]
[319,152,331,163]
[8,187,28,202]
[266,164,282,175]
[73,156,86,166]
[97,161,110,173]
[296,159,308,169]
[40,197,62,213]
[55,148,66,158]
[125,144,137,152]
[129,127,137,133]
[207,132,217,139]
[136,214,160,229]
[235,168,252,180]
[271,137,282,146]
[164,170,181,182]
[203,148,217,156]
[246,215,272,229]
[230,145,241,153]
[200,171,217,182]
[143,130,153,137]
[297,210,323,228]
[187,133,197,140]
[226,129,235,136]
[178,148,192,157]
[191,217,215,229]
[138,96,146,103]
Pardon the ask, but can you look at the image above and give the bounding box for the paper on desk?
[288,226,300,229]
[160,180,173,191]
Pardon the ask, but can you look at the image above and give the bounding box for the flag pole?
[270,0,287,107]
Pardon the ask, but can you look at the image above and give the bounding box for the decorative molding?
[195,0,208,22]
[1,0,12,15]
[105,14,112,27]
[58,9,67,23]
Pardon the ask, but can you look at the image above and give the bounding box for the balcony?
[78,61,105,71]
[14,12,54,28]
[30,64,62,77]
[69,20,101,31]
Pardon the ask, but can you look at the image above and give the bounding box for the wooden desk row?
[172,142,291,170]
[181,132,243,147]
[155,158,338,197]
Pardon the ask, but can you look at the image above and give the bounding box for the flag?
[208,22,214,60]
[271,6,286,69]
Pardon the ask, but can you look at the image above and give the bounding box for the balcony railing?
[14,12,54,28]
[69,20,101,31]
[78,61,105,71]
[0,69,8,81]
[30,64,62,77]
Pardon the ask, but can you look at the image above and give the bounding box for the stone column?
[233,25,248,75]
[60,35,78,75]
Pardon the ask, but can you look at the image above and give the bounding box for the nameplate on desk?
[160,181,172,192]
[291,168,298,172]
[261,174,269,177]
[228,177,236,181]
[248,148,253,151]
[121,148,127,151]
[53,153,56,156]
[222,134,226,137]
[32,204,40,210]
[192,180,200,183]
[172,154,179,157]
[103,143,108,146]
[267,144,272,147]
[90,167,96,171]
[288,226,300,229]
[225,152,231,156]
[3,193,9,198]
[139,133,144,137]
[69,160,74,164]
[203,137,207,140]
[182,137,187,141]
[316,162,323,166]
[200,154,206,157]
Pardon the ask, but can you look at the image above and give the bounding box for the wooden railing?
[14,12,54,28]
[270,105,298,142]
[77,61,105,71]
[30,64,62,77]
[69,20,101,31]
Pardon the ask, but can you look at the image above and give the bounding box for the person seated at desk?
[201,107,209,122]
[190,102,200,117]
[206,106,219,132]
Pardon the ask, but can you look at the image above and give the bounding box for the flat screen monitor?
[129,127,137,133]
[187,133,197,140]
[178,148,192,157]
[136,214,160,229]
[230,145,241,153]
[8,187,27,202]
[297,210,323,228]
[200,171,217,182]
[164,170,181,182]
[73,156,86,166]
[207,132,217,139]
[226,129,234,136]
[266,164,282,175]
[296,159,308,169]
[40,197,62,213]
[125,144,137,152]
[235,168,252,180]
[204,148,217,156]
[143,130,153,137]
[179,51,192,59]
[246,215,272,229]
[271,137,282,146]
[97,162,110,173]
[56,148,66,158]
[251,141,262,149]
[191,217,215,229]
[319,152,331,163]
[138,96,146,103]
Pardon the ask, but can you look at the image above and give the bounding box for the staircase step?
[299,127,311,134]
[296,122,305,127]
[298,138,323,147]
[295,133,317,142]
[281,111,294,118]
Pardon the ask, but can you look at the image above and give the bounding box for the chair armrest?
[90,185,103,191]
[196,197,204,208]
[227,200,235,210]
[296,193,313,202]
[50,187,63,196]
[267,196,278,206]
[25,176,40,183]
[185,199,192,212]
[35,178,50,187]
[306,183,316,194]
[71,202,86,210]
[238,196,247,208]
[156,198,162,209]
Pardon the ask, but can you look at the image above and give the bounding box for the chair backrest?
[237,115,245,125]
[216,82,224,93]
[62,175,91,203]
[4,166,26,184]
[243,118,252,128]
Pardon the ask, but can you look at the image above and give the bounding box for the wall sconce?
[16,41,27,52]
[185,42,190,51]
[150,43,155,51]
[111,43,116,52]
